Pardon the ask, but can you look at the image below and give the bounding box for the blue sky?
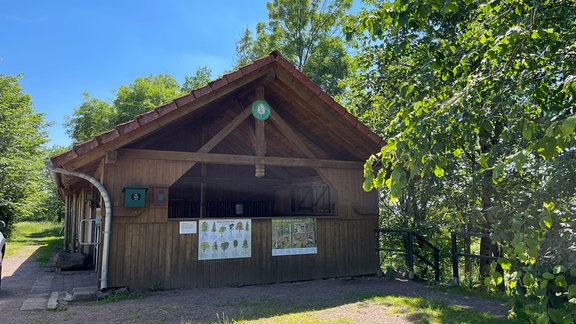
[0,0,270,147]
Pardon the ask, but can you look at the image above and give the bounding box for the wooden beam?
[118,148,364,169]
[105,151,117,164]
[269,110,316,159]
[198,105,252,153]
[60,69,275,171]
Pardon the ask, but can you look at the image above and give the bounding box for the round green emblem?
[252,100,271,120]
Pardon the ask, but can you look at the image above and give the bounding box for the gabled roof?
[51,51,383,175]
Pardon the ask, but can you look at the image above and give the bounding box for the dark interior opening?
[168,163,336,218]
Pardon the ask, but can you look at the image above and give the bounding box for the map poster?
[198,219,251,260]
[272,218,317,256]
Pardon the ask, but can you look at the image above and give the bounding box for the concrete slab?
[47,292,60,310]
[71,286,98,301]
[20,296,48,311]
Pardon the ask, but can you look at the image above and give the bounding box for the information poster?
[198,219,251,260]
[179,221,197,234]
[272,218,317,256]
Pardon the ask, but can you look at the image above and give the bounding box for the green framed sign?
[252,100,271,120]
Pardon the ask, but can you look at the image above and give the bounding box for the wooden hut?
[48,51,384,290]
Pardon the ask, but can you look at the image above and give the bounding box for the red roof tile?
[97,129,120,144]
[174,93,195,109]
[51,149,78,167]
[330,102,348,116]
[344,112,359,127]
[318,91,334,107]
[156,101,178,117]
[116,119,140,135]
[137,110,160,126]
[193,84,212,98]
[73,139,99,156]
[210,77,229,92]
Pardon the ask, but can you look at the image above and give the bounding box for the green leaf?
[536,314,549,324]
[522,125,533,140]
[548,308,565,324]
[492,163,505,183]
[555,275,568,288]
[478,154,489,168]
[390,182,403,200]
[560,116,576,136]
[433,164,445,177]
[499,258,512,271]
[569,284,576,298]
[542,213,553,229]
[542,272,555,279]
[391,166,402,181]
[523,273,535,287]
[363,176,374,192]
[376,169,386,188]
[553,265,567,274]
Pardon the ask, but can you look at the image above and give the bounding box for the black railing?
[450,232,499,285]
[375,229,440,282]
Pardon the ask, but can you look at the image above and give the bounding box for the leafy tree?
[113,73,183,125]
[34,145,68,222]
[64,92,114,143]
[235,0,353,96]
[0,74,49,236]
[346,0,575,320]
[182,66,212,92]
[65,73,185,144]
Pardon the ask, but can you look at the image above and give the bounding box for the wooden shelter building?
[48,51,384,290]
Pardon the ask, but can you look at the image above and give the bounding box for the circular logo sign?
[252,100,271,120]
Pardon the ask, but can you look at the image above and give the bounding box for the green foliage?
[182,66,212,92]
[0,74,50,236]
[113,73,183,125]
[64,92,114,143]
[234,0,353,96]
[64,69,211,144]
[346,0,575,320]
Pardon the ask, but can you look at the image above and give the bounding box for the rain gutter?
[45,161,112,290]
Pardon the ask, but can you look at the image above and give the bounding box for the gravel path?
[0,246,509,323]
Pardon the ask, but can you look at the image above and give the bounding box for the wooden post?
[407,232,414,280]
[451,232,459,285]
[254,87,266,178]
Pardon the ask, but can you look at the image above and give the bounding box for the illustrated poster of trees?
[271,218,317,256]
[198,219,251,260]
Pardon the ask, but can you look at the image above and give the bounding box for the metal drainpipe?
[45,161,111,290]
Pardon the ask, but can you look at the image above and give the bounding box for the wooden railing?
[450,232,499,285]
[375,229,440,282]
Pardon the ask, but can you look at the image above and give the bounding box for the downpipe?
[45,161,111,290]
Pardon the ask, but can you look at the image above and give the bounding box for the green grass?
[5,221,64,266]
[183,293,520,324]
[430,283,510,302]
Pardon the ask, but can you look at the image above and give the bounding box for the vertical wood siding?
[104,159,378,290]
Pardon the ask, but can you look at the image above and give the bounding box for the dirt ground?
[0,246,509,324]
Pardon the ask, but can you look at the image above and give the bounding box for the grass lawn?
[181,293,519,324]
[5,221,64,266]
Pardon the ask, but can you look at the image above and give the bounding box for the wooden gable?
[50,51,384,290]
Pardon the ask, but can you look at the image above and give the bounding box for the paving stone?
[20,296,48,311]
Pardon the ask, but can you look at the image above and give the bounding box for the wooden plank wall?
[104,159,379,290]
